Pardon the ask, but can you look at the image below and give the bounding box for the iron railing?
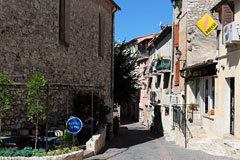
[173,105,187,148]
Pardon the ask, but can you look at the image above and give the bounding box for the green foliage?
[0,146,79,157]
[0,73,15,115]
[73,92,110,125]
[27,74,47,149]
[114,42,139,107]
[56,131,75,148]
[177,0,182,9]
[27,74,47,125]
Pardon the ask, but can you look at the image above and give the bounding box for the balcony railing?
[156,59,171,71]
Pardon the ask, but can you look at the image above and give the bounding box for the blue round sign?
[66,117,83,134]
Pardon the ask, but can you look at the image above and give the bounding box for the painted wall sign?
[66,117,83,134]
[196,13,218,36]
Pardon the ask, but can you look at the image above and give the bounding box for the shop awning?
[180,60,217,79]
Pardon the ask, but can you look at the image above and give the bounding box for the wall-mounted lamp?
[176,48,186,62]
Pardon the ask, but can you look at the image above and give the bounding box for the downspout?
[184,1,188,149]
[169,1,175,133]
[110,10,116,126]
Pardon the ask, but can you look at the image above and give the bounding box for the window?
[155,75,161,88]
[59,0,70,46]
[205,79,209,113]
[98,12,105,57]
[148,77,152,88]
[195,79,200,105]
[212,77,215,109]
[163,73,170,89]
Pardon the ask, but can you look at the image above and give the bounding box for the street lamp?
[176,48,182,61]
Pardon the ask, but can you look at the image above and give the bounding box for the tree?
[0,73,15,132]
[27,74,47,149]
[114,42,139,107]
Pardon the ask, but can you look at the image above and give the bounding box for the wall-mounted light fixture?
[176,48,186,62]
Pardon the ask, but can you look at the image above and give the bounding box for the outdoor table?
[0,136,11,140]
[35,136,60,149]
[0,136,17,147]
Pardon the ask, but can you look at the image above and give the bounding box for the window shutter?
[175,61,180,85]
[174,24,179,48]
[222,4,234,27]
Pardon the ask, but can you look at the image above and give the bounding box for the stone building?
[146,25,172,134]
[211,0,240,139]
[135,33,159,126]
[170,0,220,147]
[0,0,120,129]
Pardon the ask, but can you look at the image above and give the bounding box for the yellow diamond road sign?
[196,13,218,36]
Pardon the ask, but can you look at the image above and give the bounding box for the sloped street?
[87,122,234,160]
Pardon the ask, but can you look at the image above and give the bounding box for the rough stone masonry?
[0,0,114,129]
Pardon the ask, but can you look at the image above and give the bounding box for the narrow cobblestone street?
[87,123,235,160]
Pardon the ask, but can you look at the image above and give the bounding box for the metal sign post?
[66,117,83,144]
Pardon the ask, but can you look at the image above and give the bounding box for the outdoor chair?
[44,130,63,150]
[49,125,58,130]
[57,123,65,130]
[0,130,17,148]
[18,128,31,149]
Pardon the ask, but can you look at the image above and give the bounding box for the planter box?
[0,150,83,160]
[86,125,107,154]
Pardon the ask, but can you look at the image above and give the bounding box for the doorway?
[230,78,235,135]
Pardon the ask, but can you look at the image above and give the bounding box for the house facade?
[133,34,159,126]
[210,0,240,139]
[146,26,173,134]
[171,0,220,127]
[0,0,120,129]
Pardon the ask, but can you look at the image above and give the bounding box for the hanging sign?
[66,117,83,134]
[196,13,218,36]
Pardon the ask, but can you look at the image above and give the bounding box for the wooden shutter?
[174,24,179,48]
[175,61,180,85]
[222,4,234,27]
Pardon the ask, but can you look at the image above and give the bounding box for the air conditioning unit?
[223,22,240,45]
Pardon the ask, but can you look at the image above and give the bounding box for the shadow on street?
[98,123,163,154]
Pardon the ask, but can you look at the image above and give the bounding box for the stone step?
[83,150,95,159]
[187,124,208,139]
[188,138,210,144]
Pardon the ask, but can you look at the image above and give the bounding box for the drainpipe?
[110,10,116,128]
[169,1,176,133]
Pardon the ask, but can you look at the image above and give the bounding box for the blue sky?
[114,0,173,42]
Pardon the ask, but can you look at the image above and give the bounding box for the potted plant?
[165,107,169,116]
[208,109,215,116]
[188,103,198,111]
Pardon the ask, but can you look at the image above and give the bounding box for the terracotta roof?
[147,25,172,51]
[137,56,149,62]
[126,33,160,45]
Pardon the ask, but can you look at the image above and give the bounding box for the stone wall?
[0,150,83,160]
[186,0,221,66]
[0,0,115,129]
[86,125,107,155]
